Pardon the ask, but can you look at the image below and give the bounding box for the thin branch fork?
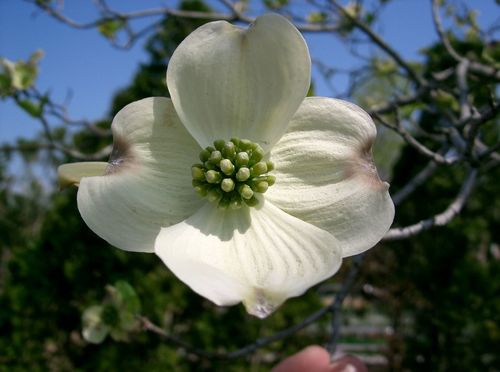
[431,0,500,80]
[31,0,341,41]
[383,168,478,241]
[139,256,363,361]
[372,112,455,165]
[392,161,439,206]
[139,305,332,361]
[328,0,426,87]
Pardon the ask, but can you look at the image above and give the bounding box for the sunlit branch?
[431,0,500,80]
[372,112,455,165]
[328,0,426,87]
[383,168,478,241]
[138,253,364,361]
[0,142,112,161]
[28,0,341,50]
[431,0,463,63]
[368,91,424,115]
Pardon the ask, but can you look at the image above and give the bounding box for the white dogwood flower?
[58,14,394,318]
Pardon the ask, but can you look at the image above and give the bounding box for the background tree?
[1,0,499,370]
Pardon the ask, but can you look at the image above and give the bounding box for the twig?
[372,112,455,165]
[431,0,500,80]
[139,255,364,361]
[326,254,364,358]
[431,0,463,63]
[368,90,424,115]
[329,0,426,87]
[392,161,439,206]
[139,303,332,360]
[383,168,478,241]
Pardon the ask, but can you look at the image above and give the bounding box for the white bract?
[58,14,394,318]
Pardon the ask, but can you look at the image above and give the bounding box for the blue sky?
[1,1,498,145]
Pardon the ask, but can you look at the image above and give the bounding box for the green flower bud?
[250,161,268,177]
[222,142,236,159]
[209,150,222,164]
[243,196,259,207]
[249,145,264,165]
[252,181,269,193]
[236,167,250,182]
[192,138,275,208]
[266,175,276,186]
[213,139,226,151]
[199,149,211,162]
[239,139,254,151]
[219,159,235,175]
[207,188,222,203]
[194,184,209,197]
[205,170,222,184]
[221,178,235,192]
[218,198,230,209]
[204,161,215,171]
[238,184,254,200]
[235,152,249,167]
[191,165,205,181]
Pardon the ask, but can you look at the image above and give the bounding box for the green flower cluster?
[191,138,275,209]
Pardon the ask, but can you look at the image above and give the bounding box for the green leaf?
[308,12,328,24]
[16,138,40,163]
[17,99,43,118]
[0,50,43,94]
[263,0,288,9]
[82,305,110,344]
[112,280,141,314]
[98,19,125,39]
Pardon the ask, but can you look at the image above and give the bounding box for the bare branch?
[368,90,424,115]
[139,255,365,361]
[431,0,500,80]
[0,142,112,161]
[392,161,439,206]
[383,168,478,241]
[139,301,333,360]
[29,0,341,50]
[431,0,463,62]
[327,254,364,358]
[456,59,472,123]
[372,113,455,165]
[329,0,426,87]
[30,0,234,29]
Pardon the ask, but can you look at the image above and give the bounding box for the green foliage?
[361,36,500,370]
[2,1,500,370]
[263,0,288,10]
[370,161,500,370]
[0,1,330,370]
[307,12,328,24]
[98,19,125,40]
[81,281,142,344]
[0,50,43,97]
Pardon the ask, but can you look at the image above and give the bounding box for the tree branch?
[139,254,364,361]
[392,161,439,206]
[327,254,364,358]
[383,168,478,241]
[329,0,426,87]
[372,112,456,165]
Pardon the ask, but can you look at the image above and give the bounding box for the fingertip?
[272,345,330,372]
[330,355,368,372]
